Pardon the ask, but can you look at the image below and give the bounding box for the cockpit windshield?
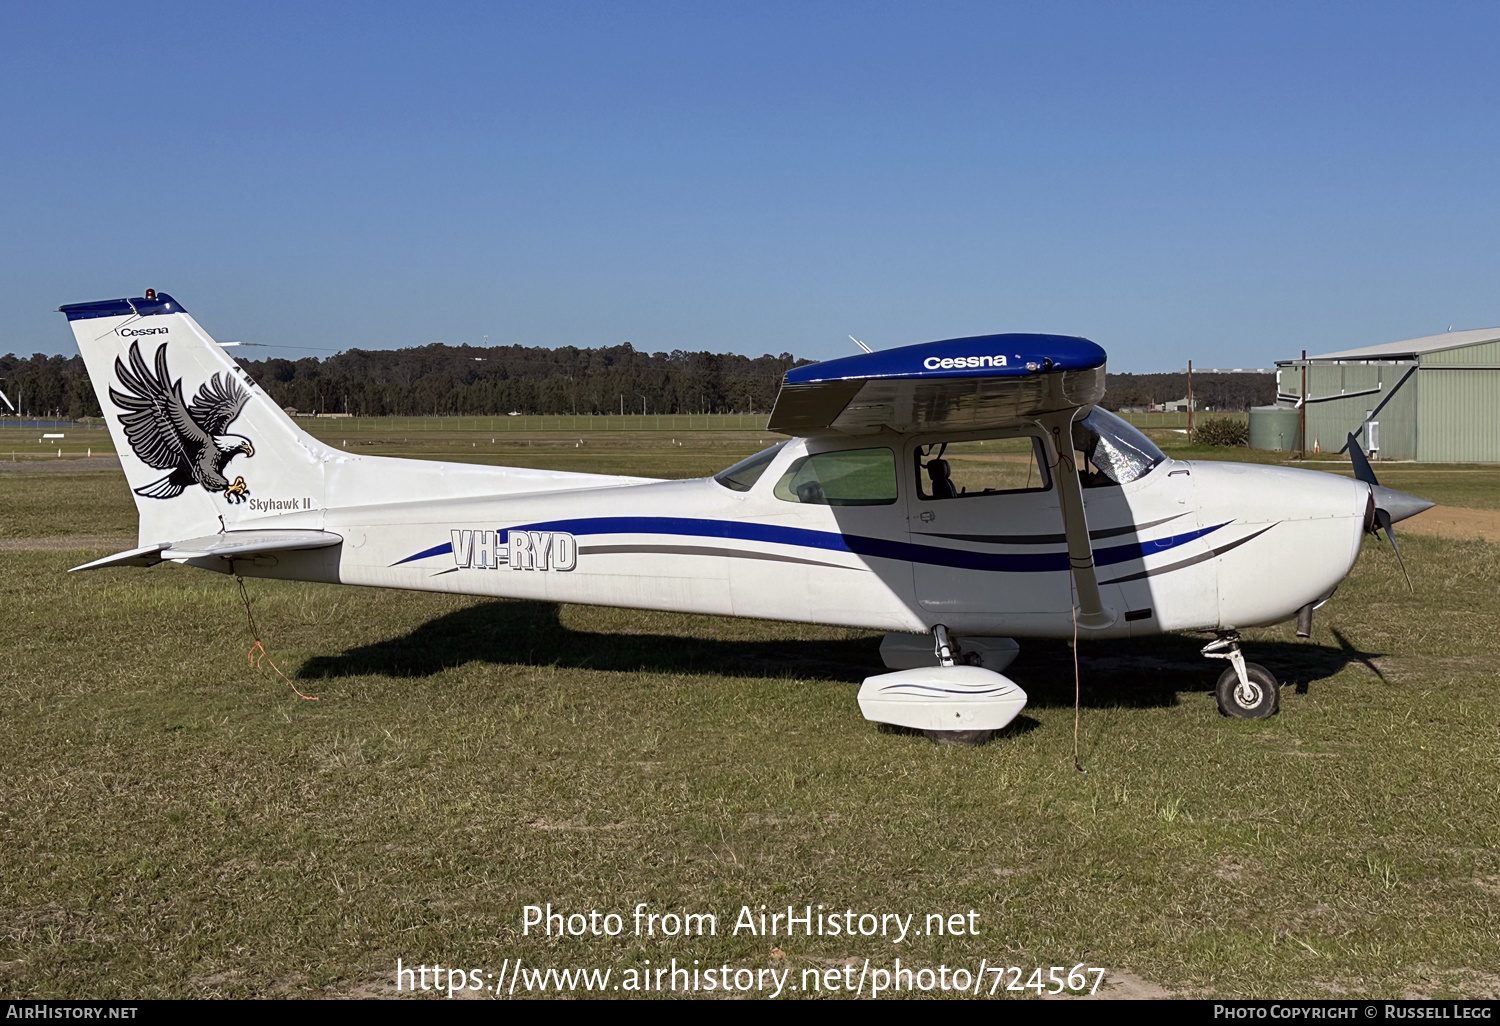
[1072,408,1167,486]
[714,442,786,492]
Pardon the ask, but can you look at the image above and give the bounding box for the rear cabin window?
[714,442,786,492]
[773,448,898,506]
[915,436,1051,500]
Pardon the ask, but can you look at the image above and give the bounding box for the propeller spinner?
[1345,432,1434,591]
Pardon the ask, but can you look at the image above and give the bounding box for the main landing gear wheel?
[923,626,996,744]
[1214,662,1279,719]
[858,626,1027,745]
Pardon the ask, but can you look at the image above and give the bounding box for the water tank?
[1249,405,1299,451]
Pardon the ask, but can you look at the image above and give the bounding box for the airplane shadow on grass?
[298,600,1385,710]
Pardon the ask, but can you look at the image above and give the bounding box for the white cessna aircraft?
[62,292,1432,742]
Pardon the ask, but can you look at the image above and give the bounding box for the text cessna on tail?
[62,292,1433,742]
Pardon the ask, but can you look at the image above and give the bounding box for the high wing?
[768,333,1116,628]
[767,333,1106,436]
[108,341,214,472]
[188,373,251,436]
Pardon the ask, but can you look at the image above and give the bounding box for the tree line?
[1102,372,1275,412]
[238,344,804,417]
[0,353,101,420]
[0,346,1275,420]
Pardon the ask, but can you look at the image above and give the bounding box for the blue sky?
[4,1,1498,370]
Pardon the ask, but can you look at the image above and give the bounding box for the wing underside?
[769,367,1107,435]
[767,333,1107,436]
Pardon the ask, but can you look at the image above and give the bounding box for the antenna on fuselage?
[849,335,873,354]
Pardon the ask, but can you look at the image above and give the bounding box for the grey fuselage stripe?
[1099,524,1277,585]
[913,513,1188,546]
[577,543,867,571]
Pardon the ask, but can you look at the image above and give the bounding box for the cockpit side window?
[915,436,1052,501]
[714,442,786,492]
[1071,408,1167,487]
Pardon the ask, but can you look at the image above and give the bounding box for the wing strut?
[1038,410,1116,630]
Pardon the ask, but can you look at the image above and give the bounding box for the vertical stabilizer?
[61,293,331,544]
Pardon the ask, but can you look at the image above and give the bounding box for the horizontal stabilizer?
[68,544,167,572]
[70,530,343,572]
[164,529,344,559]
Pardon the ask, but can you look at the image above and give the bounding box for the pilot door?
[905,435,1073,617]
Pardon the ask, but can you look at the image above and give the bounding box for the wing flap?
[765,380,866,434]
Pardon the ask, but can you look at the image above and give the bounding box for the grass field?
[2,424,1499,999]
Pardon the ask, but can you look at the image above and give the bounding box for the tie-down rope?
[235,574,318,701]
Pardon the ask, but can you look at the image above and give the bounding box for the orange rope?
[1071,578,1084,774]
[236,575,318,701]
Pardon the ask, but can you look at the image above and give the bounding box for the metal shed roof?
[1290,326,1500,363]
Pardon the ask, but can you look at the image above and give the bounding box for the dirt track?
[0,536,134,551]
[1402,505,1500,544]
[0,456,122,472]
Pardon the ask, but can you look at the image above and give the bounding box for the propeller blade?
[1349,433,1425,592]
[1346,432,1378,487]
[1374,507,1414,593]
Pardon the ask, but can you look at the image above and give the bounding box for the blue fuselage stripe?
[394,517,1228,573]
[392,541,454,565]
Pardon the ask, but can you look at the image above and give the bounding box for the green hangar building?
[1251,327,1500,462]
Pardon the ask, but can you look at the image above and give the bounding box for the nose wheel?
[1203,634,1280,719]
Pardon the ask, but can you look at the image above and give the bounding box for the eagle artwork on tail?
[109,341,256,503]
